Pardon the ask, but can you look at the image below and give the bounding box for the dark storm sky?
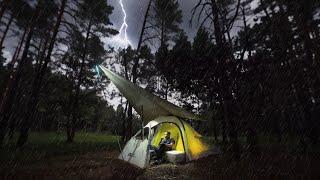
[107,0,258,48]
[107,0,199,48]
[3,0,200,61]
[2,0,257,60]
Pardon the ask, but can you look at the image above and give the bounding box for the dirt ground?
[1,150,320,180]
[0,151,142,179]
[139,152,320,180]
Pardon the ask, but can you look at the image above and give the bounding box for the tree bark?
[122,48,132,141]
[0,1,45,146]
[0,25,35,146]
[0,27,27,112]
[210,0,240,157]
[67,13,92,143]
[124,0,152,141]
[240,4,251,60]
[210,0,224,47]
[0,0,11,23]
[16,0,67,148]
[121,101,128,142]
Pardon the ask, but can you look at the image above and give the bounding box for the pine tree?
[66,0,117,143]
[153,0,182,47]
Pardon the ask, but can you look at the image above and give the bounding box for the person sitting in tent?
[151,131,175,163]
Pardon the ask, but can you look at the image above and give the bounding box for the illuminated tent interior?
[152,123,185,152]
[99,65,214,168]
[151,120,210,159]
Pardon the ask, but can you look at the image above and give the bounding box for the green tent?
[99,65,213,168]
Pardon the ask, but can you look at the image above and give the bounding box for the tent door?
[122,127,150,168]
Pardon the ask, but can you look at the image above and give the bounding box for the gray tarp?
[99,65,204,122]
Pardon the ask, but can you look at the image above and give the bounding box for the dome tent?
[99,65,213,168]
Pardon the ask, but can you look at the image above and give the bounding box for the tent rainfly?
[99,65,215,168]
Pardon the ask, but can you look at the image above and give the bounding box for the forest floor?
[1,132,320,179]
[1,149,320,179]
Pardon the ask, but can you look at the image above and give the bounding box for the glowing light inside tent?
[151,122,210,158]
[152,123,184,152]
[183,122,209,158]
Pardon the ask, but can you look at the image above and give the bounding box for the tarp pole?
[141,105,144,139]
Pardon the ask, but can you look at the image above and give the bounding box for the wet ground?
[1,150,320,179]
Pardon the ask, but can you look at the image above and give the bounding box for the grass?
[1,132,320,179]
[0,132,120,167]
[1,131,319,168]
[202,134,320,153]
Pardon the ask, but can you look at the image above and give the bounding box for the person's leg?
[154,144,164,160]
[149,145,157,160]
[157,144,167,162]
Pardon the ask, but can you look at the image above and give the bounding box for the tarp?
[99,65,203,122]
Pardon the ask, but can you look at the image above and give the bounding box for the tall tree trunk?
[126,104,133,141]
[296,1,314,66]
[0,13,13,48]
[0,26,35,146]
[298,7,316,140]
[122,48,132,142]
[124,0,152,141]
[135,0,151,58]
[210,0,223,47]
[16,0,67,148]
[0,1,44,146]
[131,0,152,83]
[67,13,92,143]
[296,2,320,87]
[160,20,165,47]
[35,29,51,72]
[65,65,76,141]
[121,101,128,142]
[0,0,11,22]
[241,4,251,60]
[211,0,240,157]
[0,28,27,111]
[220,103,227,143]
[225,100,240,160]
[210,103,218,141]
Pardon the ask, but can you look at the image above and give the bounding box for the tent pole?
[115,129,124,160]
[141,105,144,139]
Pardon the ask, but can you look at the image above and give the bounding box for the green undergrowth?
[0,132,120,167]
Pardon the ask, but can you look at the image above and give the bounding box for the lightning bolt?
[118,0,132,47]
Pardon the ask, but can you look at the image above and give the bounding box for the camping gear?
[99,65,213,168]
